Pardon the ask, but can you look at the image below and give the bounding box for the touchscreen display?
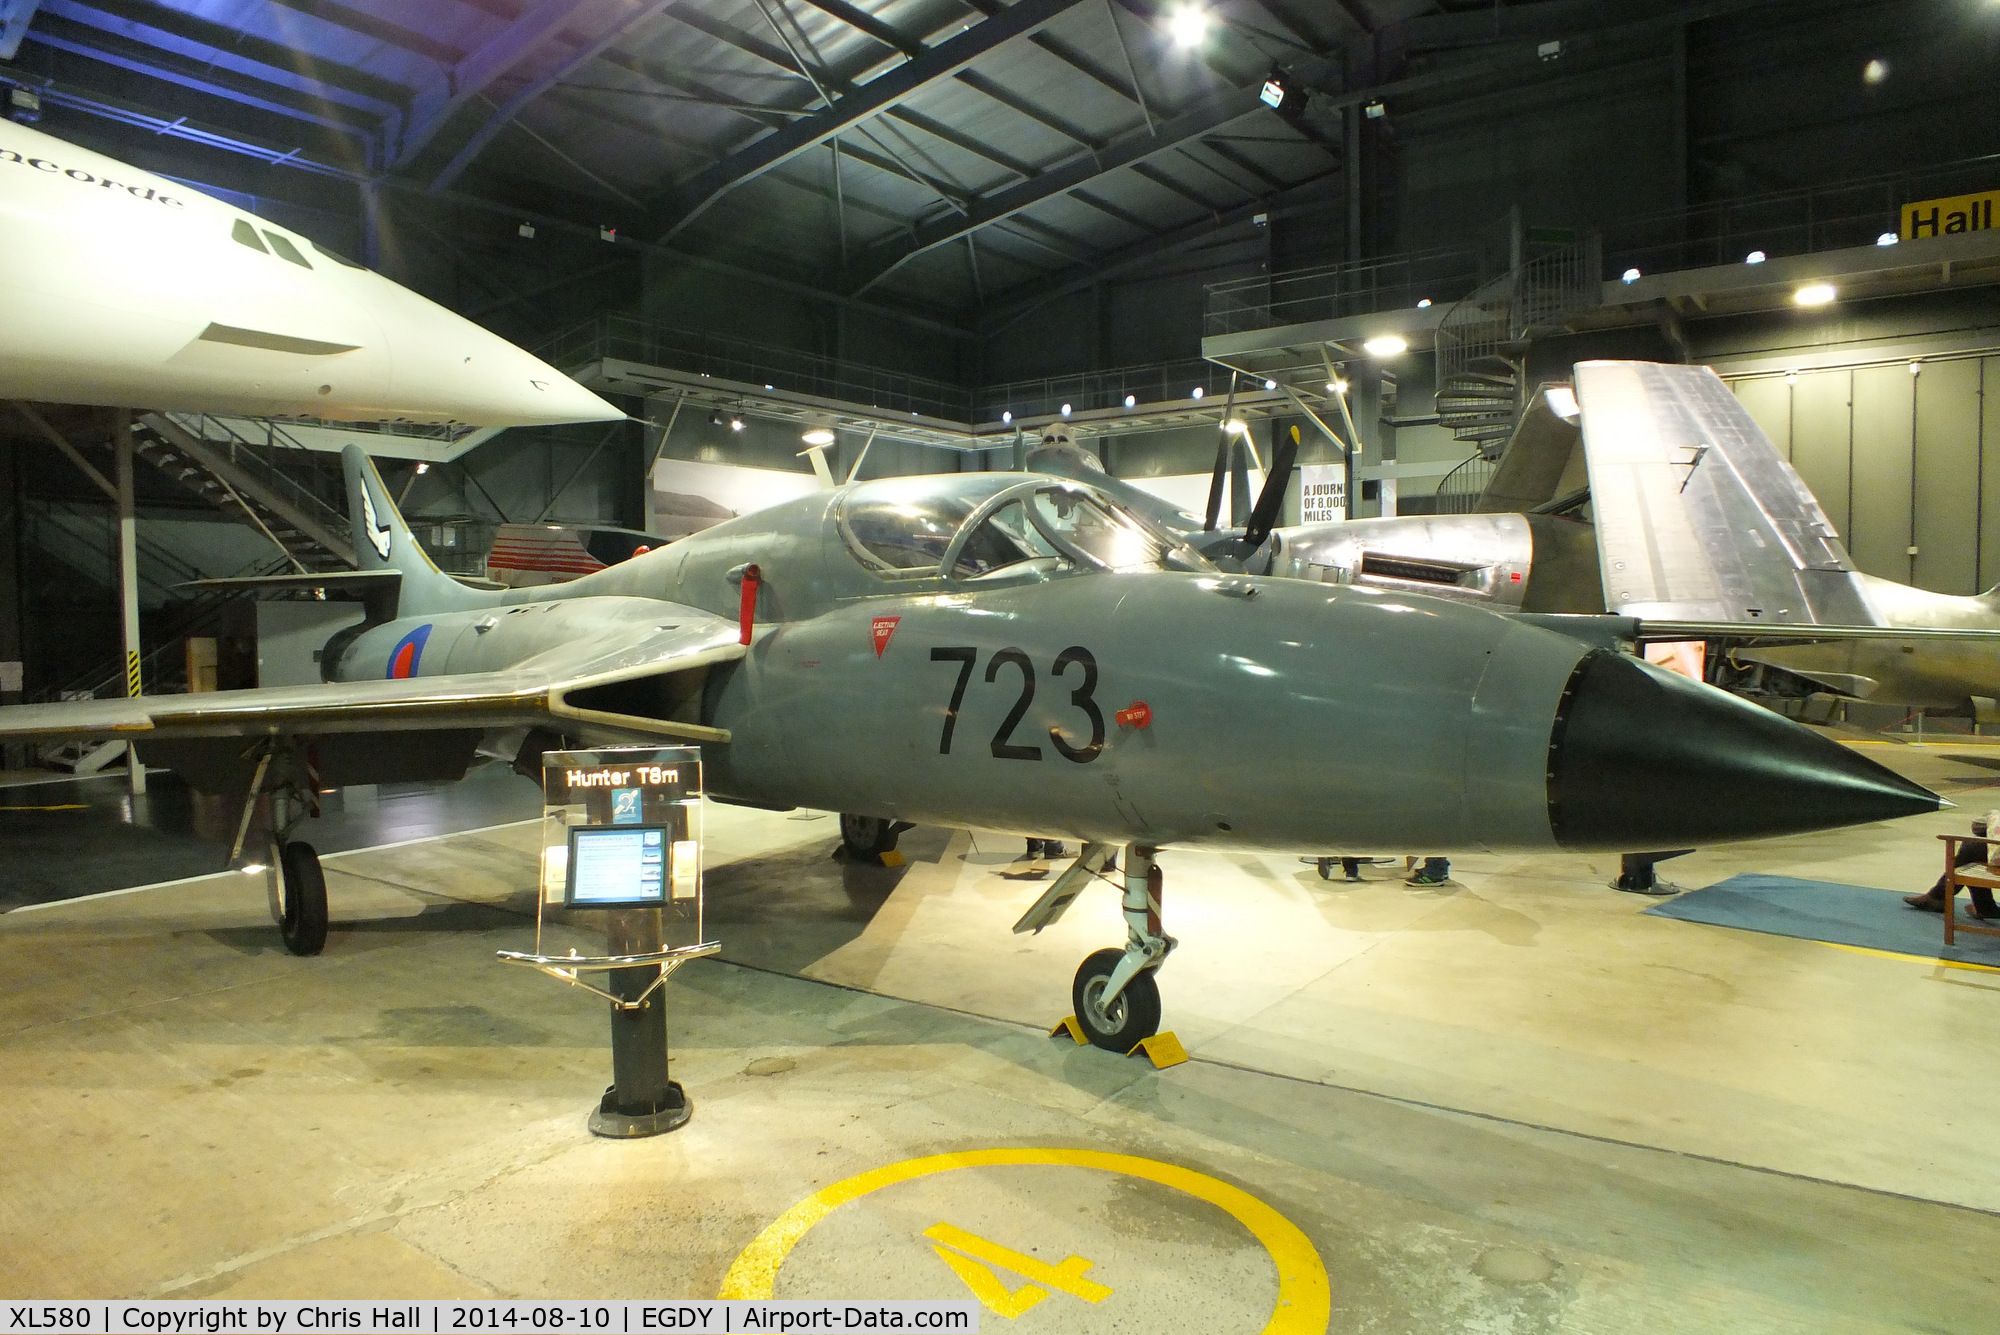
[565,826,667,907]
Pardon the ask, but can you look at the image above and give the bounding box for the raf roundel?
[386,624,432,679]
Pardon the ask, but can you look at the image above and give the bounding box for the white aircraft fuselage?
[0,122,621,427]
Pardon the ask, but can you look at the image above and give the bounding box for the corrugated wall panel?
[1912,358,1981,594]
[1789,369,1852,543]
[1982,359,2000,592]
[1849,364,1916,584]
[1732,377,1792,459]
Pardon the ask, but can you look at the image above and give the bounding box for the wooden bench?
[1938,834,2000,946]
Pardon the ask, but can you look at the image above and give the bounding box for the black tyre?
[1071,948,1161,1053]
[278,840,329,956]
[839,814,901,861]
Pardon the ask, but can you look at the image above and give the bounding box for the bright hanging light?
[1416,298,1432,308]
[1621,267,1642,283]
[1060,403,1072,417]
[1168,5,1209,47]
[1362,334,1407,357]
[1263,379,1277,390]
[1326,379,1348,395]
[801,428,835,446]
[1863,58,1889,85]
[730,416,745,430]
[1745,250,1766,264]
[1224,419,1249,435]
[1123,394,1136,408]
[1794,283,1837,306]
[1001,410,1012,424]
[1877,232,1899,246]
[1191,386,1204,399]
[414,462,429,474]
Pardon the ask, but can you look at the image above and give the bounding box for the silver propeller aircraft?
[0,444,1943,1051]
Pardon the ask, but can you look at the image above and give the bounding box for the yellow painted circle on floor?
[719,1147,1330,1334]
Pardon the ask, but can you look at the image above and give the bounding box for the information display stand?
[497,746,715,1138]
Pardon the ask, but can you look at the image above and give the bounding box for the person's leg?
[1341,857,1362,881]
[1909,844,1985,909]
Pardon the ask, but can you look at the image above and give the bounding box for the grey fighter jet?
[0,445,1942,1051]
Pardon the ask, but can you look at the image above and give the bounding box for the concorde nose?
[1545,649,1943,850]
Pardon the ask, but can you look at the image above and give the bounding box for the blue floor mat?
[1645,874,2000,966]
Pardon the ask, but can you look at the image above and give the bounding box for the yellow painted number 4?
[925,1221,1113,1319]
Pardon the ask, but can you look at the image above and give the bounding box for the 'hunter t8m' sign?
[1901,189,1998,240]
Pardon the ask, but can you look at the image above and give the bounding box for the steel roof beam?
[849,83,1264,294]
[799,0,925,57]
[42,0,404,112]
[395,0,633,169]
[263,0,465,66]
[426,1,671,192]
[0,0,40,61]
[657,0,1091,242]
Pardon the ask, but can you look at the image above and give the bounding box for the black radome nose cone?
[1547,650,1942,850]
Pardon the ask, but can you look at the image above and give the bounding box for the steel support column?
[113,409,144,796]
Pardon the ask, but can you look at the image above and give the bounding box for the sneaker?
[1406,872,1448,886]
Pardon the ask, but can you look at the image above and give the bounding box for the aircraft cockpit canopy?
[838,475,1208,583]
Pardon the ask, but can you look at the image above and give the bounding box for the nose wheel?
[1067,845,1173,1052]
[1072,948,1161,1051]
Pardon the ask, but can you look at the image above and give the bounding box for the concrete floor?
[3,741,1999,1330]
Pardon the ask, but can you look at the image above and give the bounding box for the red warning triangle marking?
[872,616,901,657]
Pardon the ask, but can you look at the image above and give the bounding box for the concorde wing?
[0,609,744,746]
[1574,360,1878,626]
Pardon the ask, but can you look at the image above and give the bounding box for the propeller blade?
[1202,370,1239,532]
[1242,425,1300,547]
[1229,431,1253,528]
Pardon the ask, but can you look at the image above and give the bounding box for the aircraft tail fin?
[341,445,493,617]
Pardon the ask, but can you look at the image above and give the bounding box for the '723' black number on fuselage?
[930,646,1106,763]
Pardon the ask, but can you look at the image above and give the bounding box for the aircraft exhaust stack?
[1546,649,1942,849]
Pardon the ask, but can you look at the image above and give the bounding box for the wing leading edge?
[0,611,744,746]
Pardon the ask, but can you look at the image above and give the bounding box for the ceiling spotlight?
[1260,78,1285,110]
[708,411,723,426]
[1326,379,1348,395]
[1416,298,1432,308]
[1363,99,1386,120]
[1621,267,1642,284]
[1263,379,1277,390]
[414,461,430,474]
[1060,403,1072,417]
[730,416,745,431]
[1123,394,1136,408]
[1002,410,1012,424]
[1191,386,1204,399]
[801,428,835,446]
[1794,283,1837,306]
[517,222,536,239]
[1745,250,1766,264]
[1864,58,1889,85]
[1362,334,1407,357]
[1168,5,1209,47]
[1224,419,1248,435]
[1877,231,1900,246]
[1909,360,1923,376]
[599,225,617,242]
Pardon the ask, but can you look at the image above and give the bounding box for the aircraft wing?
[1574,361,1878,626]
[0,611,744,746]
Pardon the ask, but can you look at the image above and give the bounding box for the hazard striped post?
[114,409,145,795]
